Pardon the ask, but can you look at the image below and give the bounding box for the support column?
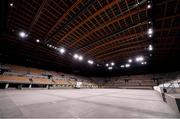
[46,85,49,89]
[5,83,9,89]
[29,84,32,88]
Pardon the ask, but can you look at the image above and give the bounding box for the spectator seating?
[3,64,177,89]
[52,79,69,85]
[31,78,52,84]
[0,75,30,84]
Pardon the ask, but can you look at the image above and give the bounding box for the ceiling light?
[36,39,40,43]
[136,57,139,62]
[147,28,153,35]
[147,4,151,9]
[135,56,144,62]
[49,44,52,48]
[125,64,130,68]
[78,56,83,61]
[108,67,113,70]
[59,48,65,54]
[105,63,109,67]
[136,2,140,6]
[19,31,27,38]
[120,65,125,68]
[10,3,13,7]
[139,56,144,61]
[128,59,132,63]
[141,61,147,65]
[148,44,153,51]
[73,54,79,59]
[88,60,94,64]
[111,62,115,66]
[149,34,152,38]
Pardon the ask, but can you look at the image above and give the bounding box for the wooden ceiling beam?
[95,39,148,60]
[97,45,146,62]
[28,0,48,32]
[56,0,121,45]
[75,21,148,53]
[88,34,146,57]
[69,7,147,48]
[45,0,82,37]
[157,14,180,21]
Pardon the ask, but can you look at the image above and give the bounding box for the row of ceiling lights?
[107,1,153,70]
[15,1,153,71]
[18,30,150,69]
[105,26,154,70]
[46,43,94,64]
[147,0,154,53]
[106,56,147,70]
[12,28,93,65]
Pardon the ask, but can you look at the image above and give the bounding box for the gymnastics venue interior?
[0,0,180,118]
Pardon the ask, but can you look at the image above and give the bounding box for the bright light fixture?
[136,2,139,6]
[147,4,151,9]
[19,31,27,38]
[10,3,13,7]
[36,39,40,43]
[73,54,83,61]
[73,54,79,59]
[111,62,115,66]
[88,60,94,64]
[148,28,153,35]
[108,67,113,70]
[141,61,147,65]
[120,65,125,68]
[78,55,83,61]
[128,59,132,63]
[125,64,130,68]
[148,44,153,51]
[59,48,65,54]
[106,63,109,67]
[135,56,144,62]
[139,56,144,61]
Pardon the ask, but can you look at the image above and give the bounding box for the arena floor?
[0,89,179,118]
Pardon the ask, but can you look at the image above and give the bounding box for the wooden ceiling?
[0,0,180,76]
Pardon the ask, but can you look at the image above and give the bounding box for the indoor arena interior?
[0,0,180,118]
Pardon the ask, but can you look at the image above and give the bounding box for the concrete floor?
[0,89,179,118]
